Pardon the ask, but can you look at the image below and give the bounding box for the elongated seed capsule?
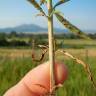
[53,0,70,9]
[40,0,46,5]
[55,13,90,39]
[27,0,45,15]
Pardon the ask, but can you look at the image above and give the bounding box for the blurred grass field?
[0,40,96,96]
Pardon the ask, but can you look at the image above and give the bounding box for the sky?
[0,0,96,30]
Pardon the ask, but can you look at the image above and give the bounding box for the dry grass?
[0,48,96,96]
[0,48,96,59]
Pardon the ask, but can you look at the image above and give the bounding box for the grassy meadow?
[0,39,96,96]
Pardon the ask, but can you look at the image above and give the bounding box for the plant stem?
[47,0,56,95]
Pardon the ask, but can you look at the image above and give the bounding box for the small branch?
[36,12,48,18]
[57,49,96,89]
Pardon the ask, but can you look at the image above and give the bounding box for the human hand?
[4,61,68,96]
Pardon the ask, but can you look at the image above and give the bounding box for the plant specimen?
[27,0,96,95]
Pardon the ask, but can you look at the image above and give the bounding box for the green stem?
[47,0,56,95]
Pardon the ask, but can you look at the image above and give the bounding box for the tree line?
[0,31,96,47]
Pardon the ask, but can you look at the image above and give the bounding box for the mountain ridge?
[0,24,67,33]
[0,24,95,33]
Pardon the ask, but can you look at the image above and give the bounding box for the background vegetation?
[0,32,96,96]
[0,31,96,48]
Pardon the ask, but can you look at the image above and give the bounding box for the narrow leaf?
[53,0,70,9]
[55,13,90,39]
[27,0,45,15]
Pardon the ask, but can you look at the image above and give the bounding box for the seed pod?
[53,0,70,9]
[40,0,46,5]
[27,0,45,15]
[55,12,90,39]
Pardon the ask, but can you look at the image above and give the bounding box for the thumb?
[4,61,68,96]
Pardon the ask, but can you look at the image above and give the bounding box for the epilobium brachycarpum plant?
[27,0,96,95]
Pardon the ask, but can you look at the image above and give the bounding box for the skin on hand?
[4,61,68,96]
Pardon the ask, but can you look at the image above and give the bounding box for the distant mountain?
[0,24,67,33]
[0,24,95,34]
